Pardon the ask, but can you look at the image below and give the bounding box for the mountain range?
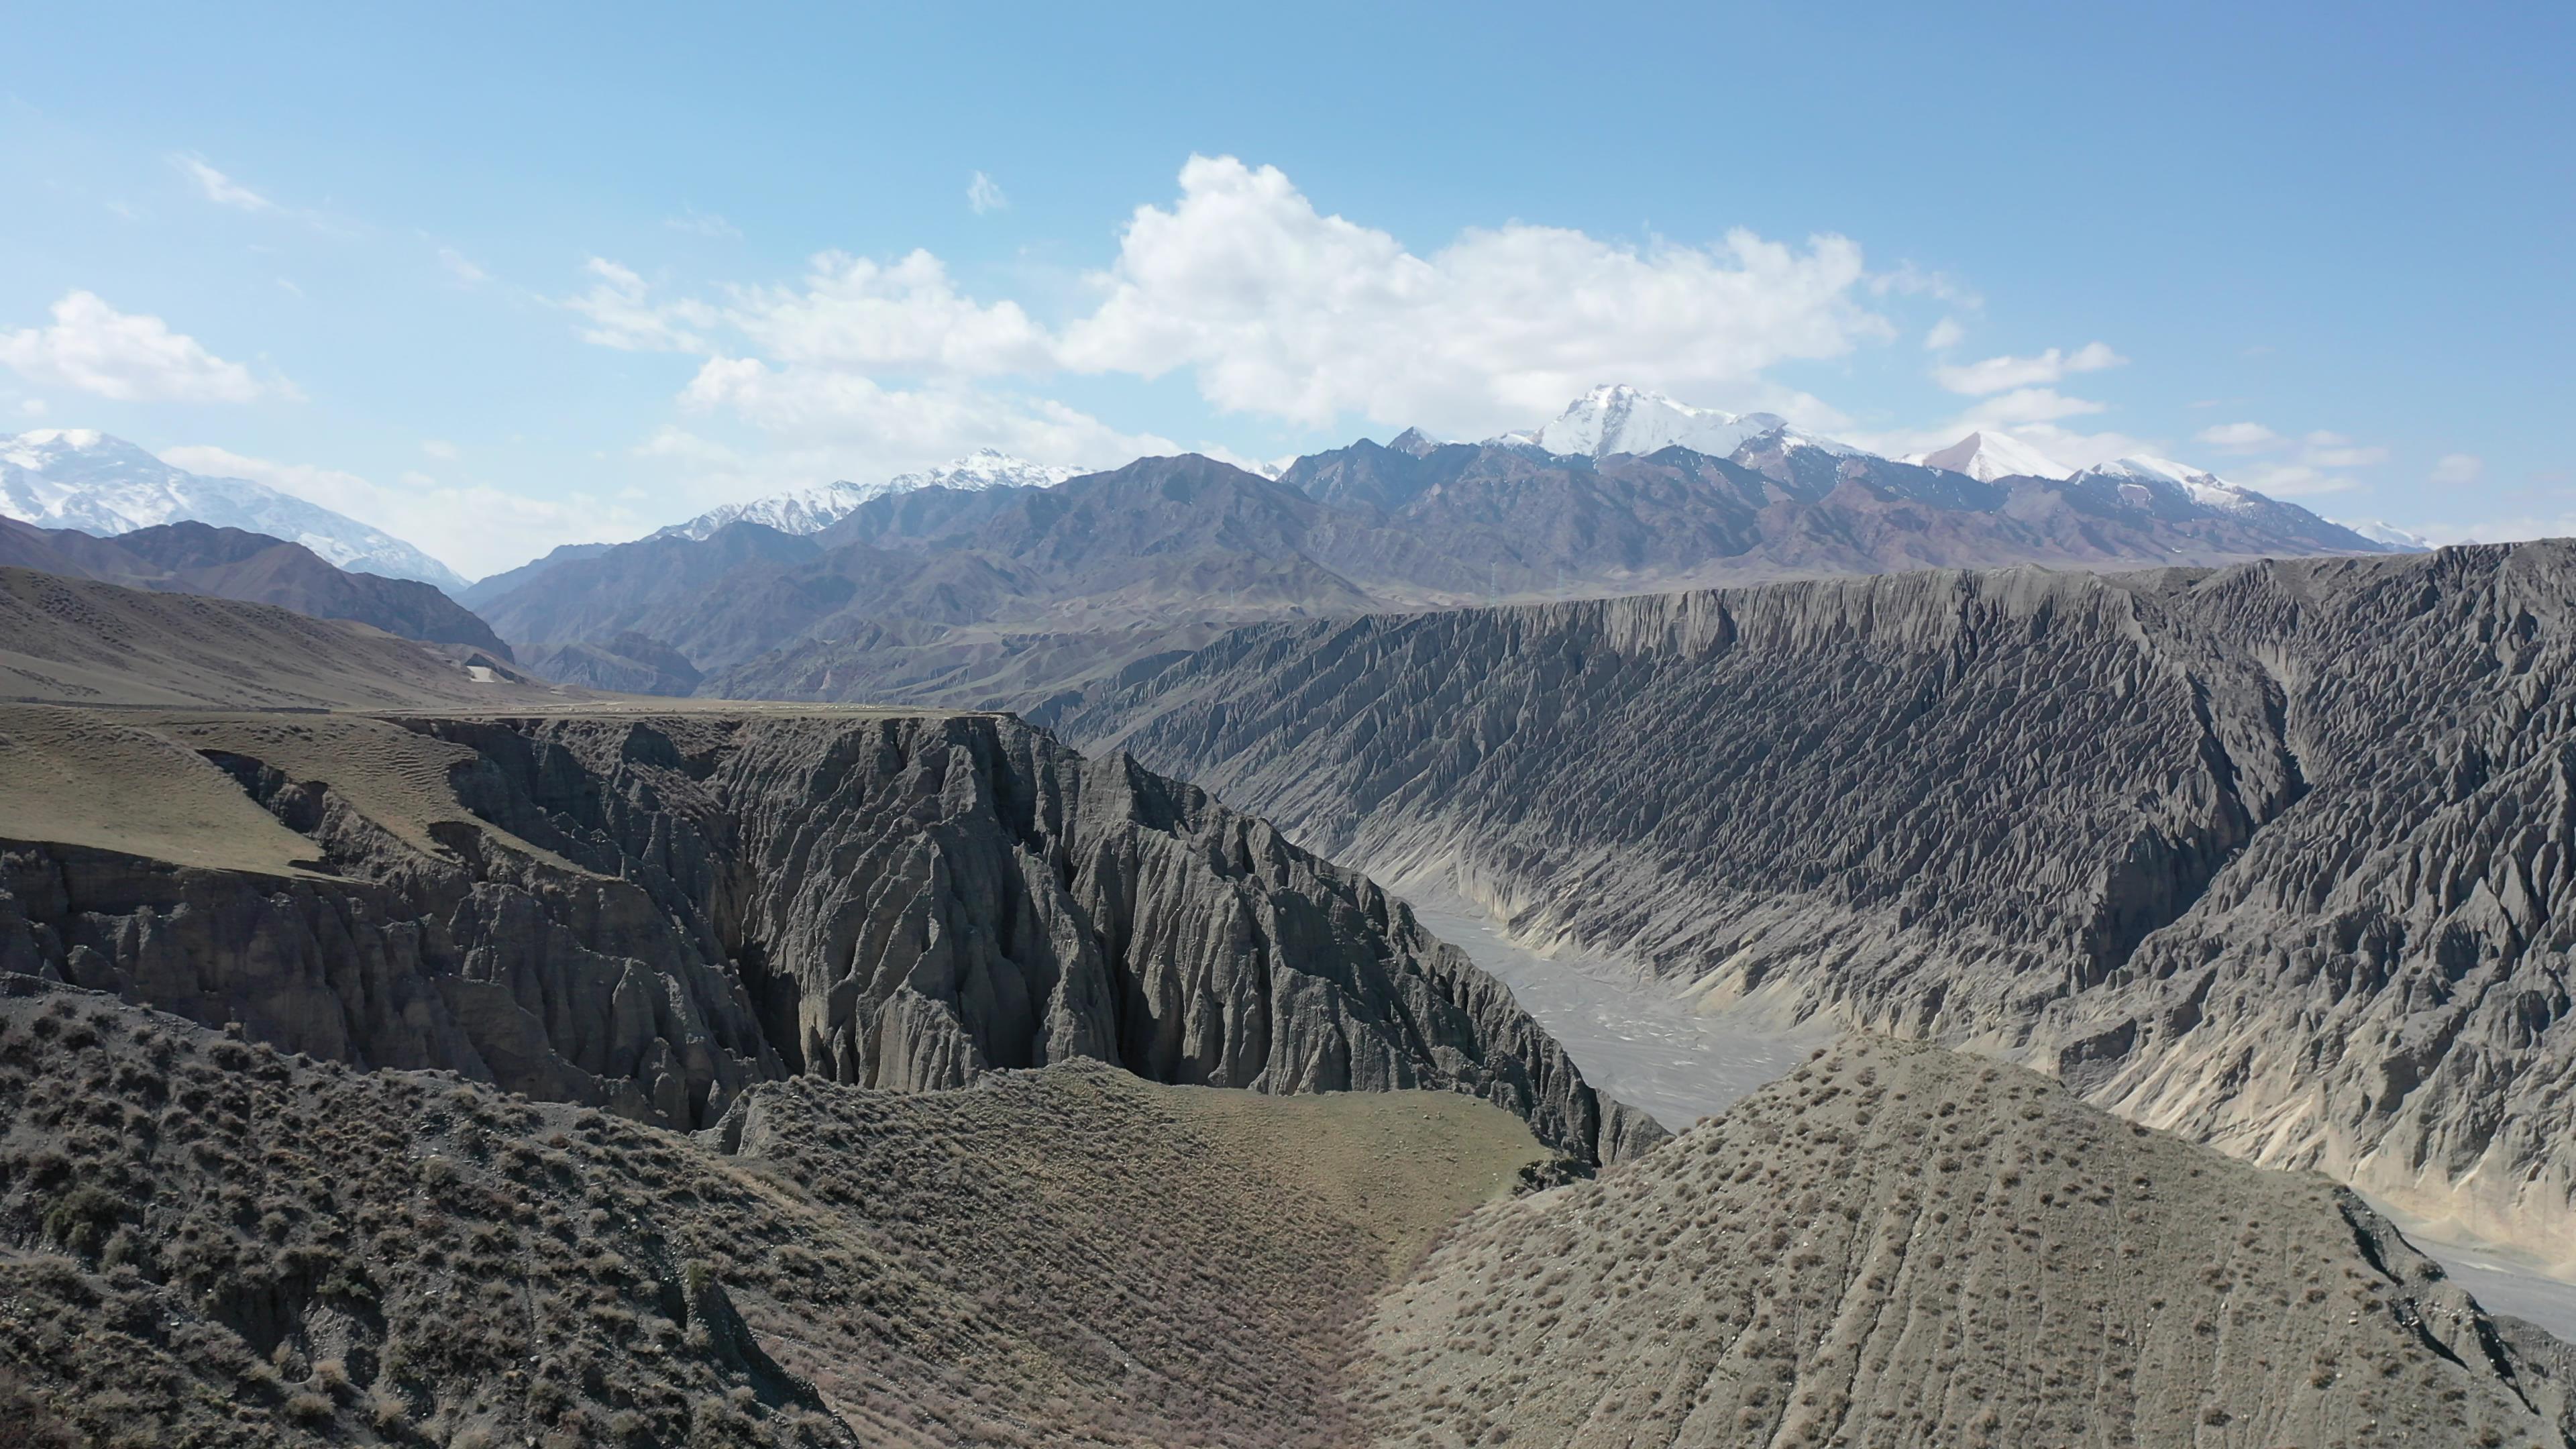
[460,386,2411,708]
[650,447,1084,541]
[0,388,2438,716]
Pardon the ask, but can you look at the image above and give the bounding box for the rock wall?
[1057,542,2576,1267]
[0,710,1654,1167]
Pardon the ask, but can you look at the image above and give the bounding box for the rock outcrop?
[1361,1037,2576,1448]
[0,707,1654,1166]
[1058,541,2576,1268]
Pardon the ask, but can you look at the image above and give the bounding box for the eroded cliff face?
[1058,542,2576,1268]
[0,709,1654,1167]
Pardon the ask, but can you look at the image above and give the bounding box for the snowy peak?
[1501,384,1854,462]
[1909,431,2072,482]
[2076,455,2261,512]
[1387,427,1443,458]
[2330,518,2433,550]
[0,429,468,590]
[658,449,1082,541]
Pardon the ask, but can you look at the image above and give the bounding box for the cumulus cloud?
[967,171,1008,215]
[2430,453,2485,486]
[724,250,1055,374]
[172,154,273,213]
[572,154,1896,444]
[1930,341,2126,396]
[1,291,283,402]
[1057,156,1888,433]
[1923,317,1964,351]
[160,444,647,578]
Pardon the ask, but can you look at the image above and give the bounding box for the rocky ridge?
[1056,541,2576,1270]
[0,707,1657,1168]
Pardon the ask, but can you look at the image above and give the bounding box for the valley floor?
[1407,887,2576,1347]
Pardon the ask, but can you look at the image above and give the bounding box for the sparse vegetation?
[0,987,1539,1447]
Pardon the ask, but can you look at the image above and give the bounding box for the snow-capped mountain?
[0,429,468,590]
[2075,455,2263,512]
[1906,431,2073,482]
[657,449,1083,541]
[1495,384,1856,460]
[2330,518,2434,550]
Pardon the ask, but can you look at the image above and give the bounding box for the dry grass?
[0,985,1540,1447]
[1358,1036,2569,1448]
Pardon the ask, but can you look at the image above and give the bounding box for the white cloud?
[1930,341,2126,396]
[0,291,282,402]
[967,171,1009,215]
[616,156,1888,441]
[172,154,273,213]
[160,444,647,578]
[438,248,489,286]
[421,439,458,461]
[1923,317,1964,351]
[724,250,1054,374]
[564,260,714,352]
[19,398,46,418]
[1058,155,1889,434]
[678,360,1176,468]
[666,209,743,239]
[2430,453,2485,486]
[2196,421,2282,451]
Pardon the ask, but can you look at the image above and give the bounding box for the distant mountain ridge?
[653,448,1082,541]
[0,515,512,659]
[471,390,2408,712]
[0,429,468,590]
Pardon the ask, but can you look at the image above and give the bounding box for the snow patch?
[657,448,1081,541]
[0,429,469,589]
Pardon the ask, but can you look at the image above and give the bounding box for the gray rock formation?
[0,708,1654,1166]
[1361,1037,2576,1448]
[1057,542,2576,1270]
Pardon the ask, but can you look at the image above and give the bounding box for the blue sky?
[2,0,2568,577]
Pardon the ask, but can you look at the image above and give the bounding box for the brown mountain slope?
[0,517,512,658]
[1360,1036,2576,1448]
[0,567,555,709]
